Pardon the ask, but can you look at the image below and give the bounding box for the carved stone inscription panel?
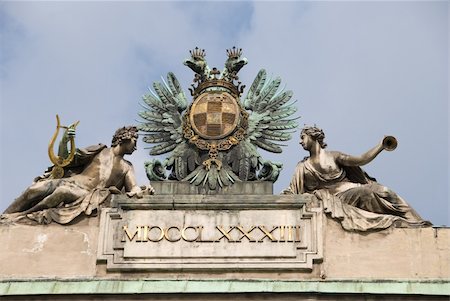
[97,195,323,271]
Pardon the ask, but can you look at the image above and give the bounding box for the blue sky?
[0,1,448,225]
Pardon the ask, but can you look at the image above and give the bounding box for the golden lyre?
[48,115,80,178]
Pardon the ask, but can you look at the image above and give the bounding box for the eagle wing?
[138,72,188,155]
[243,69,298,153]
[226,69,297,181]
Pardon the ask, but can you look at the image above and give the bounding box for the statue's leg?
[20,184,86,215]
[3,180,59,214]
[340,183,407,216]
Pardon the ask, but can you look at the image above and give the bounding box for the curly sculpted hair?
[301,126,327,149]
[111,126,138,147]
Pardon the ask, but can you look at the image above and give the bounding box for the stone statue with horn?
[283,125,431,231]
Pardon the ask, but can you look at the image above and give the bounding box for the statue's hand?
[62,127,76,143]
[108,186,122,194]
[67,127,76,138]
[141,185,155,195]
[127,186,143,198]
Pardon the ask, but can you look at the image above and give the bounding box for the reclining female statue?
[283,126,430,231]
[2,126,152,224]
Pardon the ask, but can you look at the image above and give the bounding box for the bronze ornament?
[183,94,249,170]
[140,47,297,188]
[189,91,240,140]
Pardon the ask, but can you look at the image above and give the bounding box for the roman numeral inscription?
[121,225,302,243]
[98,204,323,271]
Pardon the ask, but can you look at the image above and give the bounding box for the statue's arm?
[335,140,384,167]
[124,165,143,198]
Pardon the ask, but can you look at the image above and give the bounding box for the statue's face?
[121,137,137,155]
[300,133,313,150]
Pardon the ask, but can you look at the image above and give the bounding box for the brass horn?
[382,136,397,151]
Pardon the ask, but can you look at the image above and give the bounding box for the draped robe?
[4,144,113,225]
[284,157,430,231]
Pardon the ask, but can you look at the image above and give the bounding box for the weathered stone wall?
[0,216,99,279]
[323,218,449,279]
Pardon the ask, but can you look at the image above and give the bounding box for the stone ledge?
[111,194,316,210]
[0,279,448,296]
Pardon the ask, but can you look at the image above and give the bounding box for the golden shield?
[189,92,240,140]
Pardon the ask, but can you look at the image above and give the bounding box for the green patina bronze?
[138,47,298,190]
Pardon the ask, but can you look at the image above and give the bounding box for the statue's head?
[301,126,327,149]
[111,126,138,147]
[184,47,207,75]
[225,47,248,75]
